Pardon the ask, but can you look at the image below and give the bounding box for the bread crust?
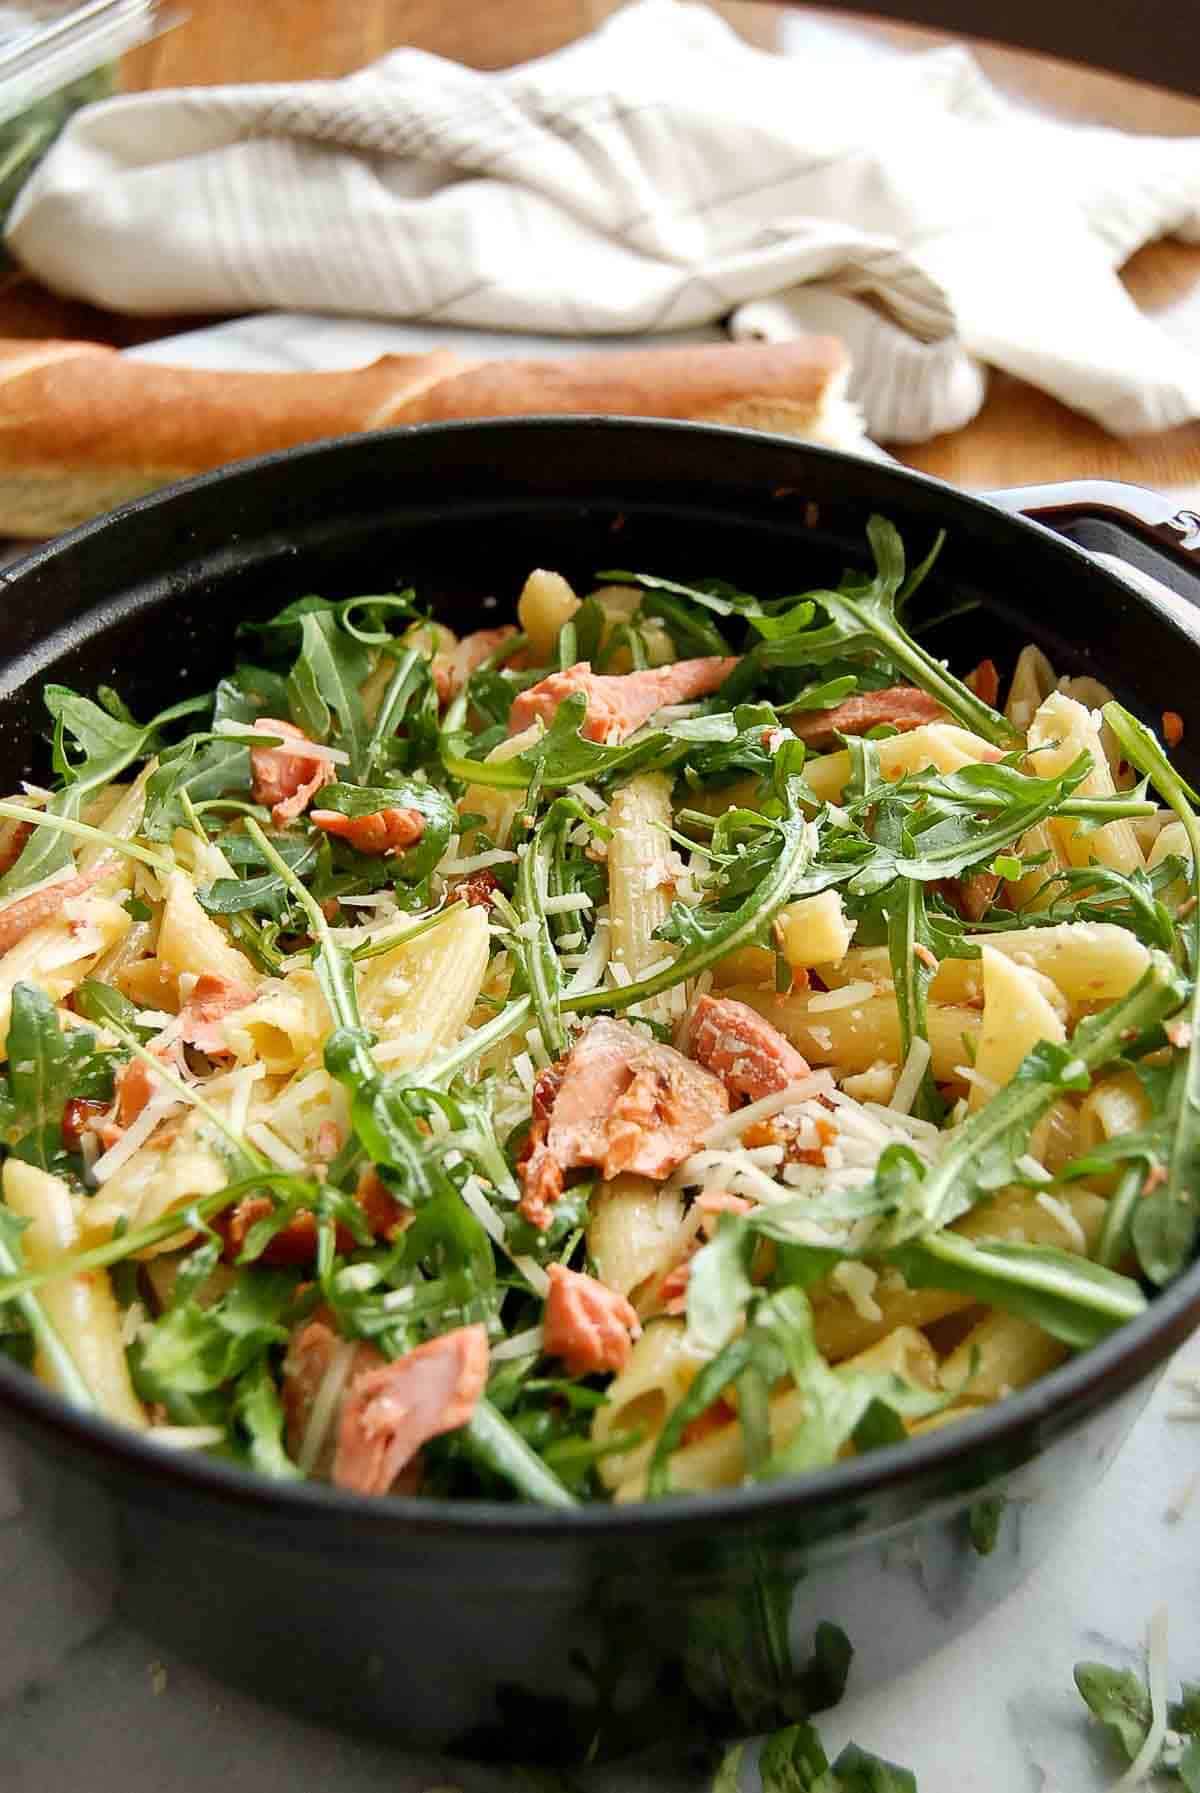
[0,335,849,538]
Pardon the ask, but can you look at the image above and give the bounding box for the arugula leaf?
[0,685,205,893]
[0,1205,94,1412]
[198,836,319,918]
[891,1233,1147,1348]
[875,951,1186,1243]
[137,1268,298,1397]
[1075,1650,1200,1782]
[569,782,818,1018]
[310,778,456,882]
[142,679,258,840]
[4,983,110,1172]
[441,691,674,793]
[1103,701,1200,1284]
[286,612,372,780]
[1074,1661,1153,1764]
[458,1397,578,1507]
[232,1359,303,1480]
[711,1719,918,1793]
[727,519,1016,746]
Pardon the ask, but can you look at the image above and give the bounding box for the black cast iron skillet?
[1,419,1199,1762]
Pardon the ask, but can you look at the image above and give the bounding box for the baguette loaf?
[0,335,853,539]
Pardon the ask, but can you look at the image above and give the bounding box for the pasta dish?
[0,518,1194,1506]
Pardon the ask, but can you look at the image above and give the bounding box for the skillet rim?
[0,413,1197,1542]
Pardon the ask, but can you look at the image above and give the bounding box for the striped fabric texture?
[9,0,1200,442]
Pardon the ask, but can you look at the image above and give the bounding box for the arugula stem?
[1102,702,1200,1283]
[1096,1162,1145,1270]
[105,1024,268,1175]
[0,1174,300,1304]
[0,801,175,875]
[567,804,817,1016]
[461,1396,578,1506]
[0,1229,95,1411]
[361,647,421,782]
[892,950,1185,1241]
[421,994,533,1085]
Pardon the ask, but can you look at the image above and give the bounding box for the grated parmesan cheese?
[438,849,520,875]
[1034,1192,1087,1252]
[832,1261,882,1323]
[804,980,878,1013]
[889,1037,932,1116]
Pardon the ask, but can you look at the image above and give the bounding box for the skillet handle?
[983,479,1200,628]
[983,481,1200,558]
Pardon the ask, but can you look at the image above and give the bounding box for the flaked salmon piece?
[282,1315,383,1479]
[115,1055,157,1127]
[543,1263,641,1377]
[219,1164,410,1267]
[176,972,256,1055]
[0,860,112,957]
[249,718,335,827]
[433,625,518,706]
[789,685,945,748]
[334,1323,489,1497]
[688,994,812,1103]
[309,805,425,857]
[518,1018,729,1229]
[508,657,738,745]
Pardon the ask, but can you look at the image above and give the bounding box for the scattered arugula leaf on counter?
[713,1720,917,1793]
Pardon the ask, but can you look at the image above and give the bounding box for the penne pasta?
[722,983,981,1080]
[3,1159,147,1427]
[1026,691,1143,875]
[0,529,1188,1512]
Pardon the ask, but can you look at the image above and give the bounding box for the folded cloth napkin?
[9,0,1200,442]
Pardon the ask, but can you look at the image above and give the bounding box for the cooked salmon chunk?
[249,718,334,826]
[519,1017,729,1228]
[333,1324,489,1497]
[688,994,812,1102]
[177,972,256,1055]
[789,685,945,747]
[0,860,112,956]
[543,1263,642,1376]
[508,657,737,745]
[310,806,425,856]
[433,625,518,705]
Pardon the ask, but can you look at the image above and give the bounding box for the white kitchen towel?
[9,0,1200,442]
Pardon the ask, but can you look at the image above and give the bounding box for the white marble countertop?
[3,1359,1198,1793]
[1,310,1194,1792]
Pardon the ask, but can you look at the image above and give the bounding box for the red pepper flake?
[1143,1164,1169,1196]
[61,1097,108,1150]
[913,943,939,971]
[1163,711,1185,749]
[1166,1018,1193,1050]
[967,659,1000,708]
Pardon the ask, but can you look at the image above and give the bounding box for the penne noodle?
[587,1174,688,1303]
[722,983,980,1081]
[969,947,1066,1112]
[517,569,579,660]
[816,921,1150,1015]
[359,901,490,1069]
[939,1310,1067,1402]
[3,1159,147,1427]
[1026,691,1143,875]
